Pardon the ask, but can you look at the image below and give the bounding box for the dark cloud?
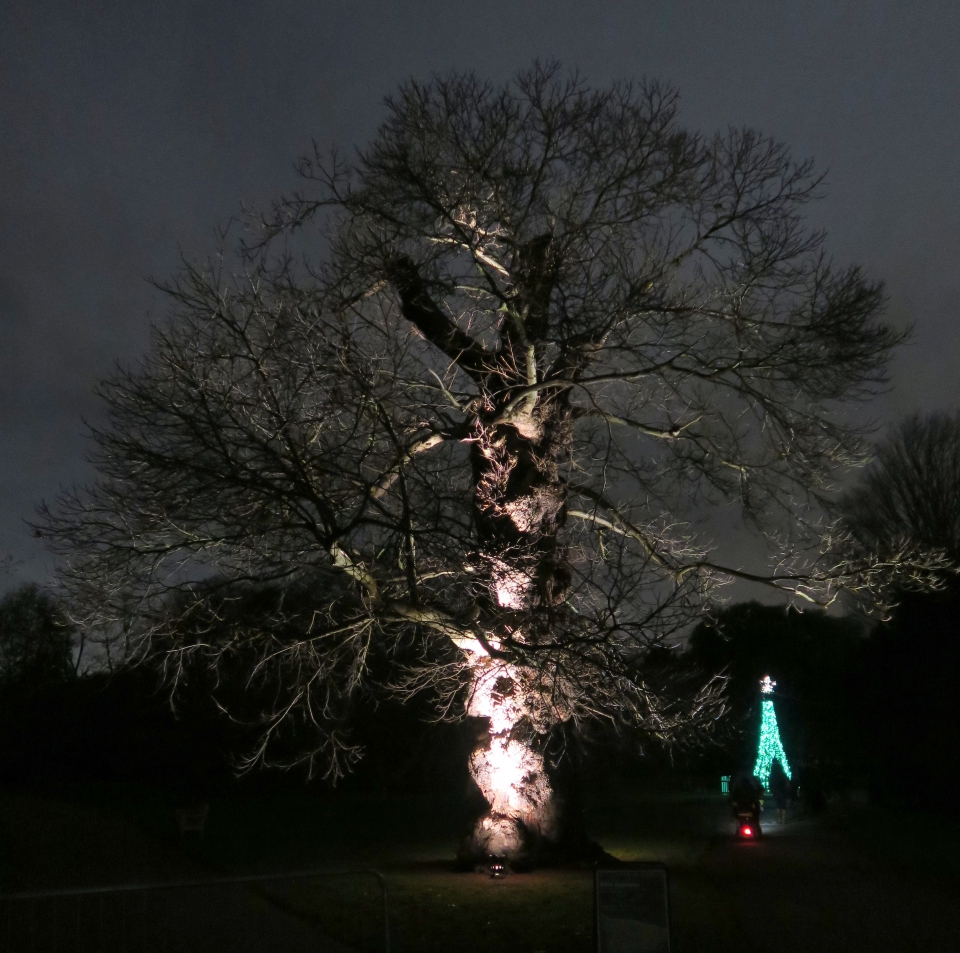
[2,0,959,590]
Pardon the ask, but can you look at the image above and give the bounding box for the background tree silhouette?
[687,602,863,775]
[0,584,75,692]
[840,413,960,810]
[40,64,932,866]
[840,411,960,568]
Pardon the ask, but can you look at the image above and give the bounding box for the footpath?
[666,795,960,953]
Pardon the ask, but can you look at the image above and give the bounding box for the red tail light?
[742,826,753,837]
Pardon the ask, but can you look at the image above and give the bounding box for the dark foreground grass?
[135,788,960,953]
[4,784,960,952]
[177,787,960,952]
[282,860,594,953]
[190,791,605,952]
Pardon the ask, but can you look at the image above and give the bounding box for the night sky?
[2,0,959,591]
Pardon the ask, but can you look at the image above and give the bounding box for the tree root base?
[455,828,616,873]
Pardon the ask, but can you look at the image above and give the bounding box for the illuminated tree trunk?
[458,657,561,868]
[456,387,578,868]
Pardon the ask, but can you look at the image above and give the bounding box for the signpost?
[595,863,671,953]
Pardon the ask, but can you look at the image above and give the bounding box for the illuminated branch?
[369,430,453,501]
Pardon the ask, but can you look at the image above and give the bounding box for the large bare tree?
[42,65,928,867]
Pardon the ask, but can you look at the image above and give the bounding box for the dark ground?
[2,784,959,952]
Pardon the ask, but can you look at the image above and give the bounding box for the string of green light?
[753,698,792,791]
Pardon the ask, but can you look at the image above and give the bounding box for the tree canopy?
[40,66,925,814]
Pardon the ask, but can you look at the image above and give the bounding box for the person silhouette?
[769,759,789,823]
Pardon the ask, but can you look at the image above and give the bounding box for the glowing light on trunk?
[463,658,559,862]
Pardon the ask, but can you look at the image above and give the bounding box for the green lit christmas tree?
[753,675,791,791]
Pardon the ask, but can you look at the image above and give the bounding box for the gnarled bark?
[458,658,559,868]
[456,383,582,867]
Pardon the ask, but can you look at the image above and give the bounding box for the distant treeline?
[1,582,958,812]
[685,594,960,812]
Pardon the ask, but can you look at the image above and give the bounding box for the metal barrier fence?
[0,867,390,953]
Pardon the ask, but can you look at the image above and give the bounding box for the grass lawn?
[4,783,960,952]
[175,785,721,952]
[142,786,960,953]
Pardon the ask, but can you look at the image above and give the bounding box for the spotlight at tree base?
[486,856,509,878]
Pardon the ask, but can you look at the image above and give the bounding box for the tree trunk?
[456,335,588,869]
[457,656,561,869]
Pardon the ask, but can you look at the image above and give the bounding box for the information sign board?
[594,863,671,953]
